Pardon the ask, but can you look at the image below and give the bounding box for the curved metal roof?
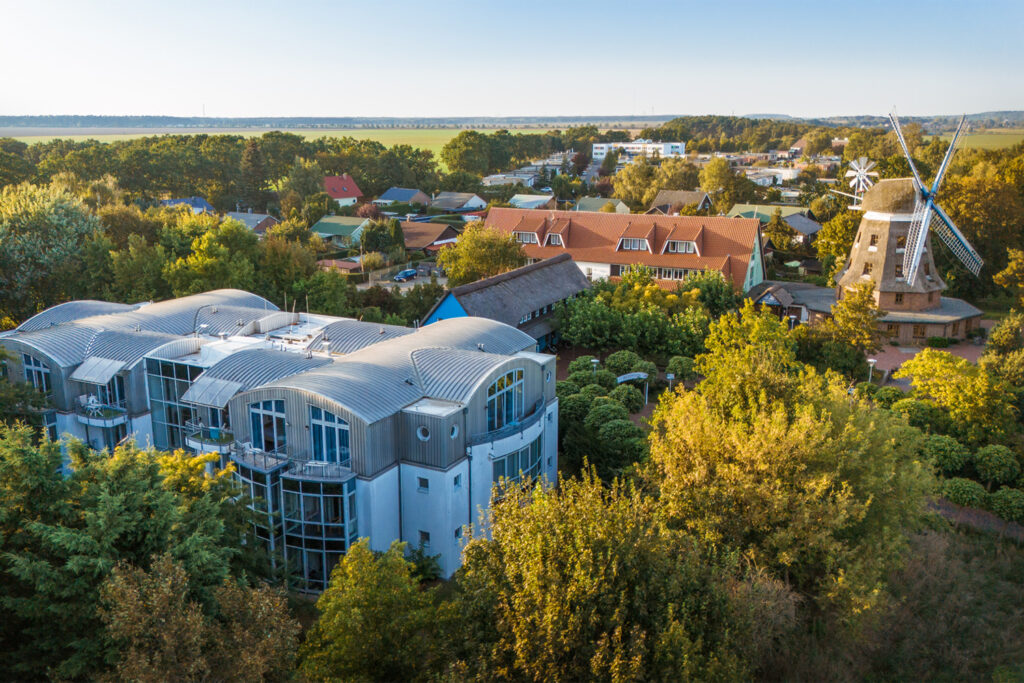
[14,300,142,333]
[319,319,413,355]
[182,348,332,408]
[410,347,511,403]
[85,329,181,364]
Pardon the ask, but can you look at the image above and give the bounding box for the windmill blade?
[845,169,858,178]
[902,198,931,285]
[930,115,967,196]
[888,110,925,191]
[930,202,983,275]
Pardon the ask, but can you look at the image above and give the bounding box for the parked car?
[394,268,417,282]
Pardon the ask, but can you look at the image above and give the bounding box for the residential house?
[318,258,363,274]
[324,174,363,207]
[0,289,559,586]
[485,207,765,292]
[160,196,215,214]
[372,187,431,207]
[727,204,808,221]
[431,192,487,212]
[508,194,557,210]
[782,214,823,246]
[646,190,712,215]
[422,253,590,351]
[310,216,370,247]
[226,211,280,236]
[482,172,538,188]
[574,197,629,214]
[400,222,460,254]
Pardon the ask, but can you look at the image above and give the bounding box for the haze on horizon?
[1,0,1020,120]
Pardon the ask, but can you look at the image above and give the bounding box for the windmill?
[830,157,878,210]
[888,109,983,285]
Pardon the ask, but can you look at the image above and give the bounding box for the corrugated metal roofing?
[411,347,509,403]
[85,330,181,364]
[181,378,244,408]
[14,300,141,333]
[69,357,127,385]
[321,320,414,355]
[182,348,332,407]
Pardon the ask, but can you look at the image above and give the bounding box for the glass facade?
[22,354,51,395]
[282,476,357,591]
[309,406,350,465]
[250,400,287,453]
[231,458,287,562]
[492,434,542,486]
[486,369,524,431]
[146,358,203,451]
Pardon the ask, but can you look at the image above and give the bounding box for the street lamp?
[591,358,599,376]
[867,358,877,384]
[788,314,797,330]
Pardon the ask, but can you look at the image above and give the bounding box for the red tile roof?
[323,174,363,200]
[485,208,761,290]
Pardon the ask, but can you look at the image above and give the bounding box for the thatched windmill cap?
[860,178,917,213]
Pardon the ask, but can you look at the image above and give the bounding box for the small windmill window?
[894,293,904,304]
[924,263,930,275]
[896,235,906,248]
[895,264,904,278]
[862,262,873,275]
[869,234,879,246]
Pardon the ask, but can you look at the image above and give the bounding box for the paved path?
[868,319,995,373]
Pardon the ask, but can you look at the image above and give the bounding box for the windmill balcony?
[75,397,128,427]
[185,421,235,455]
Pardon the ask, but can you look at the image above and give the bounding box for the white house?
[592,139,686,160]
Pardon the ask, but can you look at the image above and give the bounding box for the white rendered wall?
[572,261,612,281]
[356,465,400,553]
[400,460,471,578]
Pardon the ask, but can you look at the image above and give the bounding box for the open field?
[935,128,1024,149]
[0,126,558,157]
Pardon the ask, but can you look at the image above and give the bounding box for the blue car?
[394,269,417,282]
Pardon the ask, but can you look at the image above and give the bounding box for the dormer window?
[620,238,648,251]
[548,234,562,246]
[666,240,697,254]
[515,232,537,244]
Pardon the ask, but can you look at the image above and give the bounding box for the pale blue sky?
[0,0,1019,118]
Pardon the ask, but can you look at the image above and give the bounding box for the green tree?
[683,269,742,317]
[652,157,700,196]
[100,554,299,682]
[239,138,268,209]
[164,218,261,296]
[450,472,749,681]
[108,234,173,303]
[300,540,440,682]
[825,281,883,354]
[440,130,492,175]
[815,210,860,283]
[279,156,325,200]
[611,156,657,209]
[699,157,741,213]
[0,182,101,322]
[763,208,797,249]
[598,149,619,177]
[436,224,525,286]
[895,349,1018,447]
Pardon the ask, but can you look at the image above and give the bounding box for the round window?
[416,426,430,442]
[545,371,552,383]
[450,425,459,439]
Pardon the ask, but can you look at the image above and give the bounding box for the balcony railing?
[468,398,546,446]
[285,457,353,481]
[75,397,128,424]
[229,443,289,472]
[185,420,235,446]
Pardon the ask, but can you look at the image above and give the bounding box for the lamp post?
[591,358,599,377]
[788,314,797,330]
[867,358,877,384]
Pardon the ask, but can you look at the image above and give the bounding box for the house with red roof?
[485,208,766,292]
[323,174,363,207]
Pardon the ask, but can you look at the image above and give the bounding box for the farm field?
[935,128,1024,149]
[0,126,558,157]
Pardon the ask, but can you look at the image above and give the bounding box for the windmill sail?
[903,198,931,284]
[930,203,983,276]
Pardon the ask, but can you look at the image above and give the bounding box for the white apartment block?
[592,139,686,160]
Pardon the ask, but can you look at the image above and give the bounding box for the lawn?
[2,126,556,157]
[933,128,1024,150]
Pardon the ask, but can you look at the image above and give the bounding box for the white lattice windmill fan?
[846,157,878,195]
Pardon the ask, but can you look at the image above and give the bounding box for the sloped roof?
[225,212,279,233]
[159,197,214,212]
[648,190,710,211]
[310,216,368,237]
[574,197,627,212]
[509,194,555,209]
[728,204,808,220]
[13,300,142,333]
[783,214,823,236]
[485,208,760,290]
[400,222,459,250]
[431,192,482,211]
[428,253,590,328]
[379,187,427,202]
[323,174,363,200]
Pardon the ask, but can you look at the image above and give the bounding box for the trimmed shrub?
[555,380,580,402]
[578,384,607,403]
[890,398,950,434]
[604,350,643,376]
[855,381,879,399]
[560,393,593,427]
[974,445,1021,489]
[584,401,630,433]
[923,434,970,477]
[942,477,987,508]
[567,371,595,389]
[610,384,644,414]
[988,487,1024,524]
[567,355,598,375]
[873,386,905,409]
[927,336,951,348]
[592,369,618,391]
[666,356,697,383]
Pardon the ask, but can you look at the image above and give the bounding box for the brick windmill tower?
[835,111,984,342]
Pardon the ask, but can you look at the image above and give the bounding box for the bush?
[988,487,1024,524]
[609,384,644,413]
[974,445,1021,489]
[559,393,594,428]
[890,398,950,434]
[567,371,595,389]
[567,355,598,375]
[592,369,618,391]
[942,477,988,508]
[927,336,951,348]
[855,381,879,399]
[584,401,630,434]
[406,544,441,582]
[873,386,905,408]
[604,350,642,376]
[923,434,970,477]
[555,381,580,402]
[577,384,607,403]
[666,356,697,383]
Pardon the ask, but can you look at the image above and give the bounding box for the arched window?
[487,369,524,431]
[492,435,542,486]
[23,354,51,395]
[249,400,286,453]
[309,406,350,466]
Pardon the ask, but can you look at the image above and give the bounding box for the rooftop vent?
[477,343,485,351]
[379,327,385,334]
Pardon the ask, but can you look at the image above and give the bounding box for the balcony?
[185,421,235,455]
[228,444,289,473]
[284,456,354,481]
[468,399,546,447]
[75,397,128,428]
